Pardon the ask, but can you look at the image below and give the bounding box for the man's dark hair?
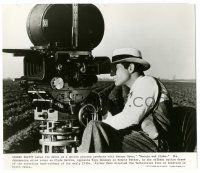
[110,62,144,76]
[120,62,144,74]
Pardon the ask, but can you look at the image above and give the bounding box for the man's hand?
[141,115,159,139]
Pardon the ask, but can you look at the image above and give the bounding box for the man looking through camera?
[78,48,172,152]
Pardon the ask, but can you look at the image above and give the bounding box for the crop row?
[3,110,34,140]
[3,103,32,121]
[3,121,41,153]
[164,82,196,108]
[3,99,30,112]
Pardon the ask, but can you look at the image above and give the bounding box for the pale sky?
[2,3,195,79]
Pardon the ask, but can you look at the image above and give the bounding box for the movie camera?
[3,4,111,153]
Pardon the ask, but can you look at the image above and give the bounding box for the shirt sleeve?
[102,76,159,130]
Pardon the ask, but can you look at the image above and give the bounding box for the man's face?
[113,63,130,86]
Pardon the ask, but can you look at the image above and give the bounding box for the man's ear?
[128,63,135,73]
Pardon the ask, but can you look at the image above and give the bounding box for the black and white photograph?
[1,1,198,168]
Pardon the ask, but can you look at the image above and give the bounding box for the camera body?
[22,49,110,88]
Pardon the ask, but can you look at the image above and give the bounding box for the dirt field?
[3,79,196,153]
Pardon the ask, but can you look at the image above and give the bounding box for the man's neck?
[125,72,143,88]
